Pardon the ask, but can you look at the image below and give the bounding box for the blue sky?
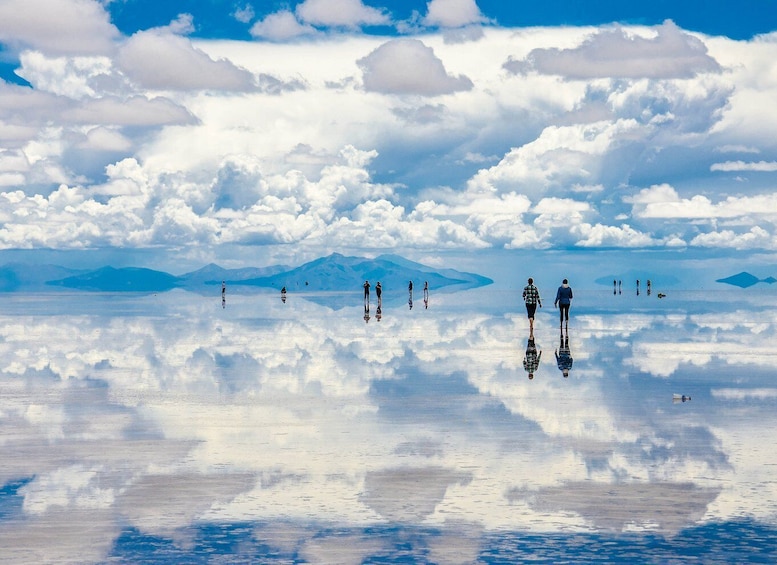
[0,0,776,271]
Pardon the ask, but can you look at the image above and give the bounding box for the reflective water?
[1,287,776,563]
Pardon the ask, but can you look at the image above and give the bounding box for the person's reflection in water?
[376,306,382,322]
[619,279,622,294]
[647,279,652,296]
[555,328,573,378]
[364,303,371,323]
[423,282,429,309]
[281,286,287,303]
[523,331,541,380]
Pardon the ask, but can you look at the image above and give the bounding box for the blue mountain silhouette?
[48,266,180,292]
[3,254,492,294]
[716,272,776,288]
[231,252,492,292]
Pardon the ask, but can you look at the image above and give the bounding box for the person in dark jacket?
[554,278,573,327]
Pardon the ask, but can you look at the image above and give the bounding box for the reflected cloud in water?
[0,289,776,561]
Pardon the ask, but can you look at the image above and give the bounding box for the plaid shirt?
[523,284,541,305]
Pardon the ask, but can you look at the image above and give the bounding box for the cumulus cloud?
[570,222,659,247]
[296,0,390,28]
[690,226,773,250]
[0,0,118,56]
[116,31,257,91]
[62,96,197,126]
[250,11,317,41]
[629,184,777,220]
[358,38,473,95]
[423,0,486,28]
[467,120,641,197]
[505,20,721,79]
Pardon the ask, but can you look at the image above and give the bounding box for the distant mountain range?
[0,253,492,294]
[715,272,777,288]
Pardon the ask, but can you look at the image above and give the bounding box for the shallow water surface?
[0,287,776,563]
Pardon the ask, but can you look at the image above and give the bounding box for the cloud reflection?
[0,289,775,560]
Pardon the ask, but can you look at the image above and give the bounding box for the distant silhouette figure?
[409,280,413,292]
[636,279,640,296]
[673,394,691,403]
[523,332,541,380]
[423,281,429,309]
[613,279,617,295]
[281,286,287,303]
[522,277,542,332]
[618,280,622,294]
[658,292,666,299]
[222,280,226,296]
[408,280,413,309]
[555,329,573,378]
[363,280,370,305]
[376,282,382,306]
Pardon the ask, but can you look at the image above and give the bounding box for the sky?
[1,0,777,271]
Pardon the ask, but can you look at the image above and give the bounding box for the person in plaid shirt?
[522,277,542,332]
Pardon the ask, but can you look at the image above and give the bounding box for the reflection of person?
[376,306,382,321]
[555,333,573,378]
[554,278,573,327]
[364,303,370,323]
[523,334,541,379]
[522,277,542,332]
[281,286,287,303]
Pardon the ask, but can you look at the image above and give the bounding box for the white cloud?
[690,226,773,250]
[296,0,390,28]
[629,184,777,220]
[0,0,118,56]
[358,38,474,95]
[423,0,485,28]
[250,11,318,41]
[570,223,658,247]
[467,119,641,197]
[233,4,256,24]
[62,96,196,126]
[710,160,777,172]
[117,31,257,91]
[506,20,722,79]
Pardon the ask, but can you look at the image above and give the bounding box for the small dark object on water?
[657,293,666,298]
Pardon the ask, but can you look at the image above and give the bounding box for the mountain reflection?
[0,290,775,561]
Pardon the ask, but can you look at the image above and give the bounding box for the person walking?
[554,278,573,328]
[522,277,542,332]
